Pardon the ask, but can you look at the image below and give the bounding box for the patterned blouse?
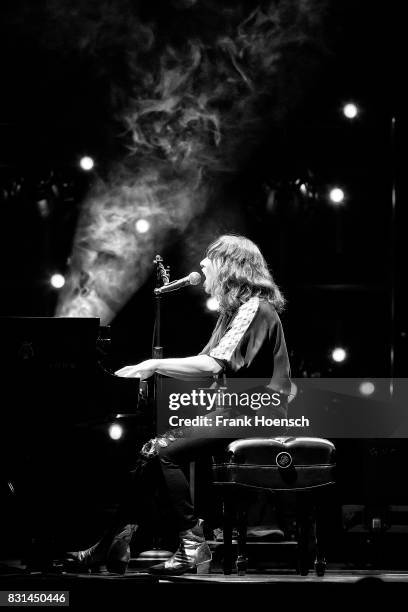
[200,296,292,398]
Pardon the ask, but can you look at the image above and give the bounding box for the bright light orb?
[50,274,65,289]
[206,297,219,312]
[343,103,359,119]
[135,219,150,234]
[331,347,347,363]
[108,423,123,440]
[359,381,375,396]
[329,188,345,204]
[37,199,50,218]
[79,156,95,171]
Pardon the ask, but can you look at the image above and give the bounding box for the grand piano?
[0,316,148,423]
[0,317,153,564]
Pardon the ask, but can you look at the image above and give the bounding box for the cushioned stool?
[212,437,336,576]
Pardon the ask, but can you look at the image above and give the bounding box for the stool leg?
[296,493,313,576]
[223,495,233,575]
[314,491,327,577]
[236,502,248,576]
[314,523,326,577]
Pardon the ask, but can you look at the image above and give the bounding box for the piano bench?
[212,436,336,576]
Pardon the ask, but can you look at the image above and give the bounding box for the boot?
[148,519,211,576]
[106,524,137,574]
[65,524,137,574]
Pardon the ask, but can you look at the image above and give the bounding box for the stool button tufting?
[276,451,293,468]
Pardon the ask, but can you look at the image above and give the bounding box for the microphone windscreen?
[188,271,202,286]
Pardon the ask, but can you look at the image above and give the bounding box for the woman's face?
[200,256,218,294]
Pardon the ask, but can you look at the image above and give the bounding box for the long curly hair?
[206,235,285,313]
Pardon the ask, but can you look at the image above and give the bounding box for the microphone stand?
[152,255,170,406]
[141,255,173,564]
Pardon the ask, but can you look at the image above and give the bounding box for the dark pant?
[157,436,229,531]
[116,437,228,533]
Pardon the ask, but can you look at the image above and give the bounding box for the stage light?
[343,103,359,119]
[265,189,276,213]
[331,347,347,363]
[108,423,123,440]
[50,274,65,289]
[206,297,219,312]
[359,381,375,396]
[79,156,94,171]
[37,199,50,218]
[329,188,345,204]
[135,219,150,234]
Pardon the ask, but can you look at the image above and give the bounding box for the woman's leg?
[157,436,226,531]
[146,436,226,575]
[65,437,225,574]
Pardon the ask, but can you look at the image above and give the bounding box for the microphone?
[154,271,202,295]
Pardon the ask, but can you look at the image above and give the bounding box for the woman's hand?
[115,359,158,380]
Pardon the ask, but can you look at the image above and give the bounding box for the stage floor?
[161,570,408,583]
[2,560,408,584]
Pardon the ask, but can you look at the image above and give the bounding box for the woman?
[67,234,291,576]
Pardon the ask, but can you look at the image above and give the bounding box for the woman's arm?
[115,354,222,380]
[156,355,222,379]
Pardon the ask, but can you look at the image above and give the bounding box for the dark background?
[0,0,401,374]
[0,0,405,567]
